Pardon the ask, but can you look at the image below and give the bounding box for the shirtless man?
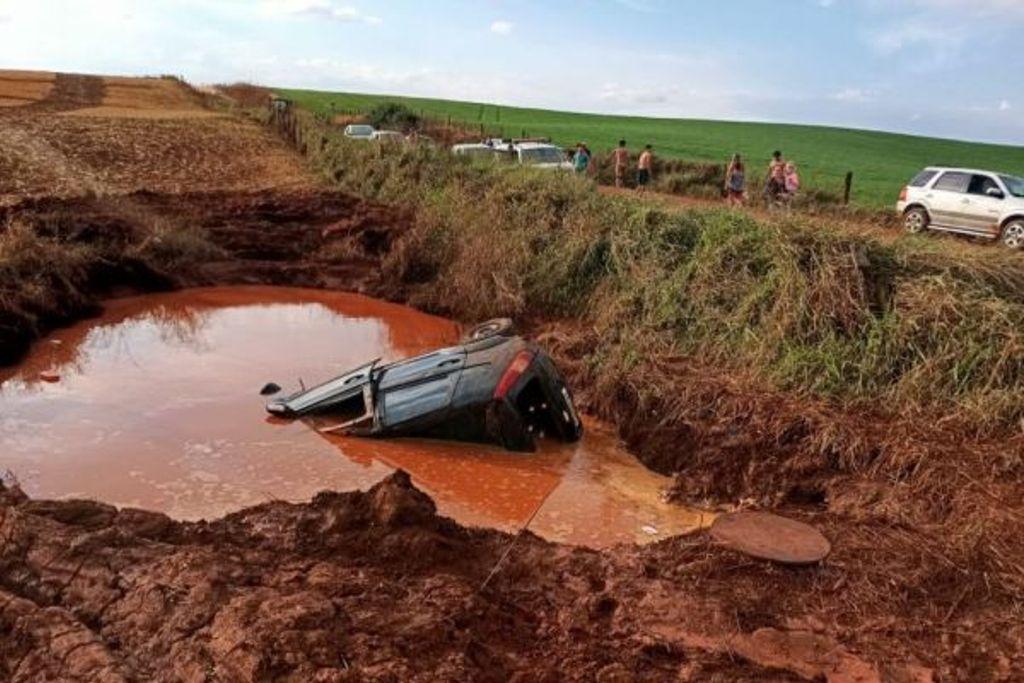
[636,144,653,194]
[765,150,787,201]
[613,140,629,187]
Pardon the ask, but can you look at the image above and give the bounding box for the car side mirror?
[986,187,1005,199]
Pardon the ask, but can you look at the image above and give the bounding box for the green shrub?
[366,102,420,132]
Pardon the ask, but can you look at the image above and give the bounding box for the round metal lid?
[710,511,831,565]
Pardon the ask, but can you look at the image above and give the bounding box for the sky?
[0,0,1020,144]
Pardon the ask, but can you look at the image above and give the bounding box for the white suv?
[897,167,1024,249]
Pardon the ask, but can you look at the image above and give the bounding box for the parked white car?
[513,142,573,171]
[343,124,375,140]
[371,130,405,144]
[451,143,513,161]
[897,167,1024,249]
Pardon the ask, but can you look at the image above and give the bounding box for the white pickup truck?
[452,139,572,171]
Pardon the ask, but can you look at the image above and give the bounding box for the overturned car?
[266,320,582,452]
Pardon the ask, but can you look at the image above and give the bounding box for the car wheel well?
[903,203,929,217]
[1000,215,1024,229]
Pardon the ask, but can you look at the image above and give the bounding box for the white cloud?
[908,0,1024,18]
[868,22,962,54]
[999,100,1012,111]
[832,87,875,103]
[261,1,381,24]
[490,20,514,35]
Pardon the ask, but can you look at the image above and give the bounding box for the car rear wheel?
[1002,220,1024,250]
[903,207,929,234]
[463,318,515,342]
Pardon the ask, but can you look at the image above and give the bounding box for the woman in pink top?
[784,162,801,195]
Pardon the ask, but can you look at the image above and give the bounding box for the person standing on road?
[613,140,630,187]
[765,150,787,201]
[725,153,746,206]
[784,162,801,196]
[636,144,653,194]
[574,143,591,174]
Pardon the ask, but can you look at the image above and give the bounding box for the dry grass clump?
[0,221,96,362]
[0,198,222,362]
[216,82,272,109]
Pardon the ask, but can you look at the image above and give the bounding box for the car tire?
[903,207,929,234]
[463,318,515,342]
[1001,219,1024,250]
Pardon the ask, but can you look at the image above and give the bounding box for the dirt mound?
[0,474,941,682]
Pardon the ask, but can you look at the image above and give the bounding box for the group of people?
[570,141,800,204]
[725,150,801,206]
[611,140,655,192]
[570,140,653,191]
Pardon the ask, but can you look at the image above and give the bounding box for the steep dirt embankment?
[0,474,937,682]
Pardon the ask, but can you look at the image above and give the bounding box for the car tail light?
[898,187,908,202]
[494,351,534,399]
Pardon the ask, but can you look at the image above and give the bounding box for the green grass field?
[279,87,1024,208]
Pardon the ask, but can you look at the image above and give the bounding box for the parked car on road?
[266,320,583,452]
[343,124,376,140]
[897,167,1024,249]
[514,142,573,171]
[451,143,513,162]
[371,130,405,144]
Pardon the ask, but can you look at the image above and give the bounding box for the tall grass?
[277,109,1024,437]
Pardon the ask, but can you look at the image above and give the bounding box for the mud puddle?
[0,286,709,547]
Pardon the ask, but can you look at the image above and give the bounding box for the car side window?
[909,170,938,187]
[967,175,1000,197]
[932,172,970,193]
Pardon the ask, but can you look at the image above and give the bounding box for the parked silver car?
[343,124,376,140]
[897,167,1024,249]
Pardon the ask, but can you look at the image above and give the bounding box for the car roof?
[516,142,560,150]
[922,166,1017,177]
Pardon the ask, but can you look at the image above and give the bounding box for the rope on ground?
[478,481,559,593]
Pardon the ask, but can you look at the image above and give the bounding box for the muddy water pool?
[0,287,710,547]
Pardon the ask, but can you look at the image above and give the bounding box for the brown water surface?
[0,287,709,547]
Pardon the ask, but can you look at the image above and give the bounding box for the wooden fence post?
[844,172,854,205]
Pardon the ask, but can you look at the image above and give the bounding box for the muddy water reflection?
[0,287,709,547]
